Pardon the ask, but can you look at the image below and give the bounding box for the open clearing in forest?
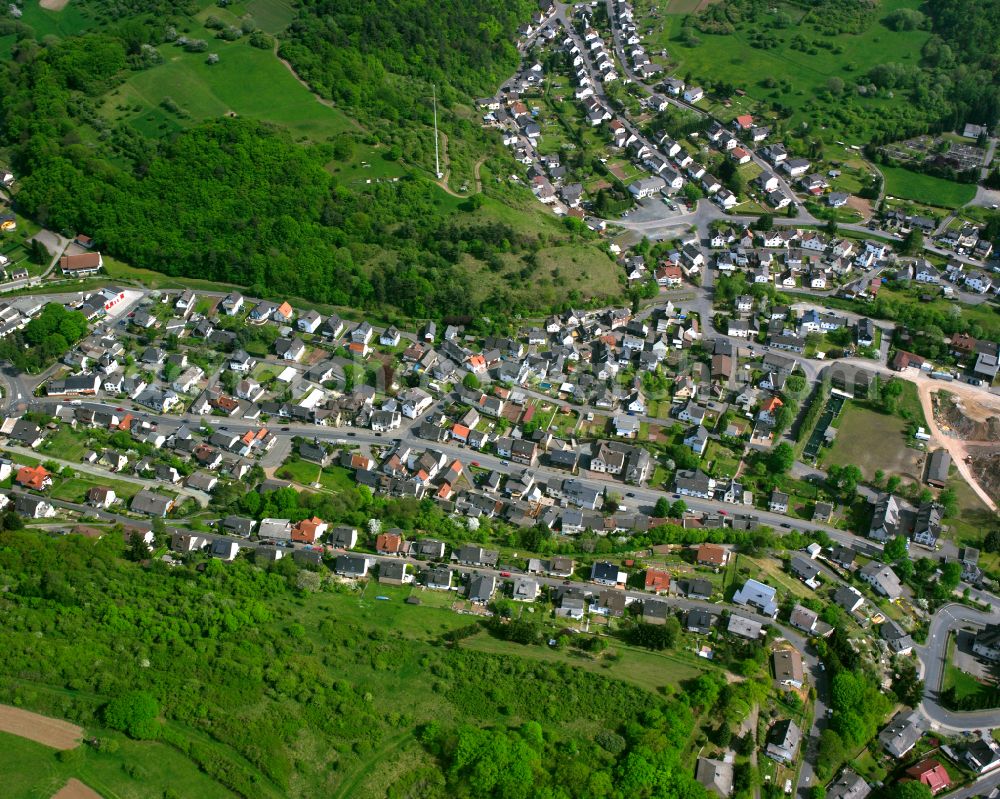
[0,705,83,750]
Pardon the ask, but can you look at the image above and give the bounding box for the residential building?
[686,608,715,634]
[879,710,923,759]
[904,759,951,795]
[732,578,779,617]
[868,494,902,542]
[695,757,734,798]
[881,619,914,655]
[973,624,1000,661]
[645,568,671,594]
[773,648,804,689]
[696,543,729,569]
[789,604,818,634]
[859,562,903,601]
[912,502,942,548]
[591,561,626,587]
[765,719,801,764]
[966,739,1000,775]
[826,770,871,799]
[467,574,497,604]
[728,614,763,639]
[834,585,864,613]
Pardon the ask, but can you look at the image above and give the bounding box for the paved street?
[916,602,1000,733]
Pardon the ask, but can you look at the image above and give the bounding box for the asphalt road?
[916,602,1000,732]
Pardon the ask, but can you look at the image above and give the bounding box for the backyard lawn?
[50,476,142,505]
[276,457,321,486]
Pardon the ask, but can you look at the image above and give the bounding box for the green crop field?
[880,165,978,208]
[101,40,356,144]
[0,730,236,799]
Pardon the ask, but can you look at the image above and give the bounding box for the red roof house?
[16,465,52,491]
[905,759,951,795]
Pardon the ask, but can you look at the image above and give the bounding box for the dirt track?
[0,705,83,750]
[51,779,103,799]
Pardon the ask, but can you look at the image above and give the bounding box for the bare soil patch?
[51,779,104,799]
[967,445,1000,506]
[40,0,71,9]
[846,195,872,219]
[0,705,83,749]
[933,391,1000,442]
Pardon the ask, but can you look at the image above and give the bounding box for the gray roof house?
[130,488,174,517]
[732,578,779,617]
[880,619,914,655]
[827,770,871,799]
[467,574,497,604]
[728,614,763,639]
[878,710,923,758]
[335,554,371,578]
[765,719,801,764]
[859,562,903,601]
[695,757,734,797]
[834,585,865,613]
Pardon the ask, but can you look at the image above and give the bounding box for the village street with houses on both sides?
[0,1,998,793]
[0,254,995,799]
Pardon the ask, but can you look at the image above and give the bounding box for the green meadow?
[16,2,95,39]
[0,730,236,799]
[880,165,978,208]
[101,40,356,143]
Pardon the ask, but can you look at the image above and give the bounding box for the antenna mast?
[433,85,442,179]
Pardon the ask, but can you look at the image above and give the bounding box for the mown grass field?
[461,627,710,694]
[880,165,978,208]
[0,730,236,799]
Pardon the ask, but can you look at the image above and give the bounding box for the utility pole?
[433,85,442,179]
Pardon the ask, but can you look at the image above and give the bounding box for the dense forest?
[279,0,534,117]
[0,530,713,799]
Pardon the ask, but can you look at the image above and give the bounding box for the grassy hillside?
[101,38,356,142]
[640,0,934,140]
[0,530,711,799]
[0,0,624,321]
